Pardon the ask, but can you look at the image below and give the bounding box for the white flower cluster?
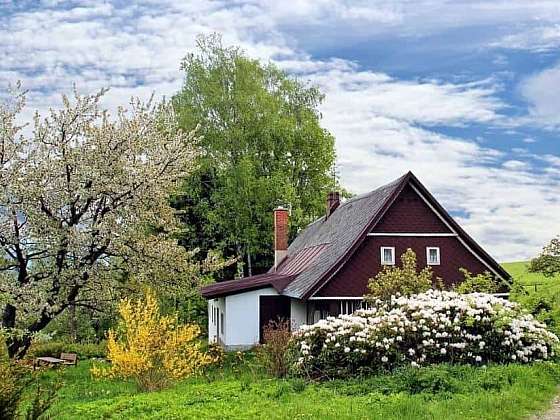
[292,290,559,376]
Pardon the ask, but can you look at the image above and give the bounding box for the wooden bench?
[60,352,78,366]
[34,352,78,369]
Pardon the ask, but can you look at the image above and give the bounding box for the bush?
[91,289,215,391]
[0,360,59,420]
[455,269,499,294]
[255,319,292,378]
[28,340,107,360]
[0,360,28,419]
[366,248,437,301]
[291,290,559,378]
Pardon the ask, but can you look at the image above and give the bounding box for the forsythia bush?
[291,290,559,378]
[91,290,214,390]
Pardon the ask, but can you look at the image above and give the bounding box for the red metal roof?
[276,243,330,275]
[200,272,296,299]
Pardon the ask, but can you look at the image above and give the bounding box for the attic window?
[380,247,395,265]
[427,247,440,265]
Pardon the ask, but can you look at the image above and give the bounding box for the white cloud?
[0,0,559,262]
[520,64,560,126]
[491,25,560,52]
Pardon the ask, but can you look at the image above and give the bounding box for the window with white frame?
[426,247,440,265]
[380,247,395,265]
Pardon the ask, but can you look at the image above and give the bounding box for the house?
[201,171,511,350]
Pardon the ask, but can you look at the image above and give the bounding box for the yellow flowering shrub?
[91,290,214,391]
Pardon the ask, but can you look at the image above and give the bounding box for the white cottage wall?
[290,299,307,331]
[223,287,278,350]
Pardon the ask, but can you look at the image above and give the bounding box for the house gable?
[311,176,510,298]
[372,184,452,234]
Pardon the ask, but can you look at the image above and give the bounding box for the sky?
[0,0,559,262]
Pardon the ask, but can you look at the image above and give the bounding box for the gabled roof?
[200,171,511,300]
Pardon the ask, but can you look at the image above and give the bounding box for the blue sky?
[1,0,559,261]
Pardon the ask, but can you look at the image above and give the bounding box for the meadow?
[40,358,560,420]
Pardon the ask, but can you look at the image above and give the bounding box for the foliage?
[0,360,28,419]
[530,237,560,277]
[0,83,225,358]
[366,249,436,302]
[37,359,560,420]
[91,290,214,391]
[455,269,499,294]
[41,304,117,343]
[506,261,560,337]
[23,381,61,420]
[255,319,292,378]
[291,290,559,378]
[28,340,106,360]
[172,34,338,277]
[0,359,59,420]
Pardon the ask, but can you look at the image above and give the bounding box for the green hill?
[502,261,560,296]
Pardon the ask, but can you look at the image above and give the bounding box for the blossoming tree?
[0,85,203,358]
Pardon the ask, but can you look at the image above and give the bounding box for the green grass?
[502,261,560,295]
[40,358,560,420]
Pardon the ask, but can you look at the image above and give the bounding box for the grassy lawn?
[39,357,560,420]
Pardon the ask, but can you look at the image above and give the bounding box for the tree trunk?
[247,249,253,277]
[2,304,32,359]
[69,301,77,342]
[2,302,58,359]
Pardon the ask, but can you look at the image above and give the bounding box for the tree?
[0,84,206,358]
[365,248,436,301]
[172,34,337,277]
[530,237,560,278]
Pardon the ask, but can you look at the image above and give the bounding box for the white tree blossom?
[0,84,208,357]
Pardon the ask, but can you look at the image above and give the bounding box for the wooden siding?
[373,184,452,233]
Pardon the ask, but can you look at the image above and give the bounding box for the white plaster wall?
[224,287,278,348]
[290,298,307,331]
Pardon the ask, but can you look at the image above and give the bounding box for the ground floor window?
[307,299,364,323]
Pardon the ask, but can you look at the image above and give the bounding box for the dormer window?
[380,247,395,265]
[427,247,440,265]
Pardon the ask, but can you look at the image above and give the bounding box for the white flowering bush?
[291,290,559,378]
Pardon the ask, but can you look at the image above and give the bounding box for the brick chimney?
[326,191,340,218]
[273,206,289,270]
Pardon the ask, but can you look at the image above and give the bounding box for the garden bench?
[34,353,78,369]
[60,352,78,366]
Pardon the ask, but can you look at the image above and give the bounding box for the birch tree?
[0,85,205,358]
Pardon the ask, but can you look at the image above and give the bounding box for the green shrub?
[0,360,58,420]
[0,360,29,419]
[24,382,60,420]
[396,366,458,395]
[455,269,499,294]
[28,340,106,360]
[366,249,435,301]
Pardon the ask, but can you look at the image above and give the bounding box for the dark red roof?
[275,243,330,275]
[200,272,296,299]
